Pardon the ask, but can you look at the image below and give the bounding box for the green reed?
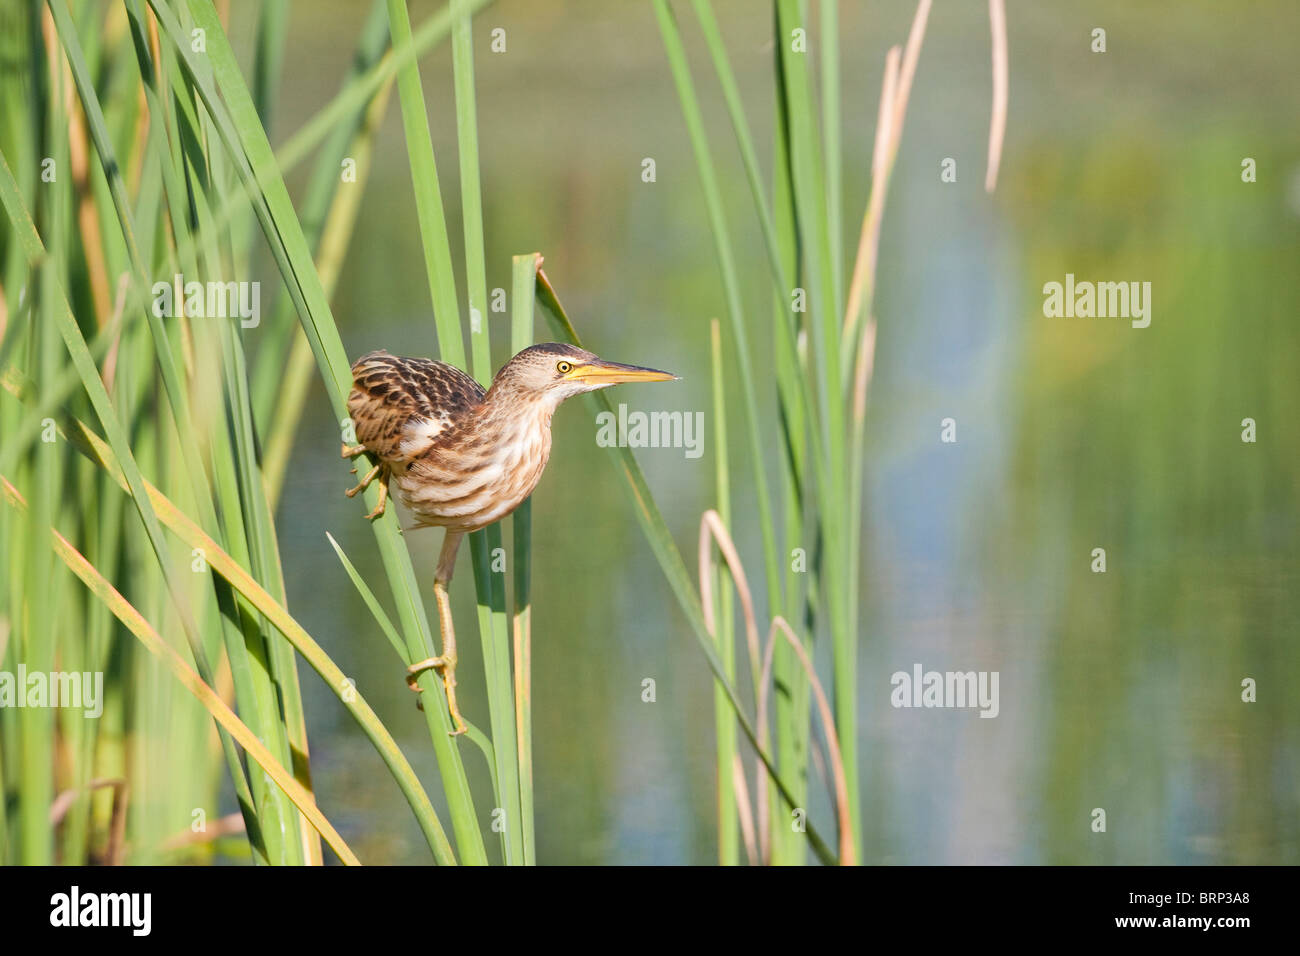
[613,0,959,863]
[0,0,528,865]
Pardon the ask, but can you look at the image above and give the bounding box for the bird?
[343,342,677,734]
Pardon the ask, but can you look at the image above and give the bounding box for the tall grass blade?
[708,318,739,864]
[510,252,540,865]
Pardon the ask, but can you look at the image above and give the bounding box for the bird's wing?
[347,351,486,464]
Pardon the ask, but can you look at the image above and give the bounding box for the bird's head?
[490,343,678,408]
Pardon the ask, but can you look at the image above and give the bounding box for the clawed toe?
[344,463,388,519]
[406,657,446,691]
[405,654,466,736]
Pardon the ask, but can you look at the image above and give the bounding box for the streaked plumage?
[343,341,677,735]
[348,343,670,533]
[347,350,485,465]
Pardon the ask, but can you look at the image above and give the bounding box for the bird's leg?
[343,443,389,517]
[363,476,388,520]
[344,462,390,520]
[407,531,467,736]
[344,462,381,497]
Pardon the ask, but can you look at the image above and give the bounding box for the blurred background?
[238,0,1300,863]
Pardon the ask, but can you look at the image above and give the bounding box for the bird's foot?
[362,477,388,519]
[406,657,467,736]
[345,462,382,498]
[344,461,388,518]
[341,443,366,458]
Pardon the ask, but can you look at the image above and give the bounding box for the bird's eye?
[556,361,572,374]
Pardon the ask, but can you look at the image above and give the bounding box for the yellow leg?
[345,463,390,522]
[363,479,388,520]
[406,531,467,736]
[342,444,388,518]
[345,462,381,498]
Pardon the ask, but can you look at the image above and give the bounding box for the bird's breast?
[393,412,553,532]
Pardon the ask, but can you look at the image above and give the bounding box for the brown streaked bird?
[343,343,677,734]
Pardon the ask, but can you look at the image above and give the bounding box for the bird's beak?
[566,359,679,385]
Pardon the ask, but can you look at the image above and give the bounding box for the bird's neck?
[478,385,556,437]
[471,387,554,484]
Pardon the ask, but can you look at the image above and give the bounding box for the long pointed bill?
[566,360,678,385]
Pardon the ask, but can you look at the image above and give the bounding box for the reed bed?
[621,0,1005,863]
[1,0,503,865]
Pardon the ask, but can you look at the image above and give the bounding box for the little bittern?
[344,343,677,734]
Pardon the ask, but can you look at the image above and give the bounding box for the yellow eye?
[557,361,572,374]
